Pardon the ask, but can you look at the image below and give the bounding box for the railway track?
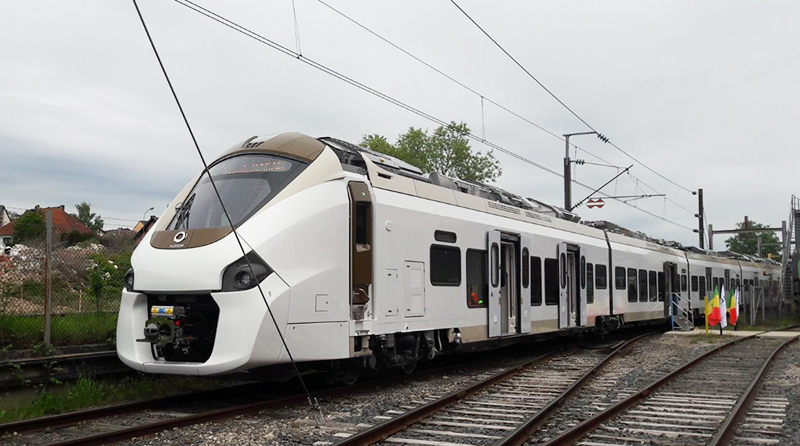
[538,331,800,446]
[3,330,654,445]
[332,332,654,446]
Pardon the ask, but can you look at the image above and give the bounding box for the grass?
[0,373,228,423]
[0,312,118,350]
[732,315,800,332]
[687,333,730,343]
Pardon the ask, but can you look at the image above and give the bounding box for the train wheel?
[341,370,360,386]
[400,360,416,374]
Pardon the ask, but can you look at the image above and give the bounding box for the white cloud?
[1,0,797,242]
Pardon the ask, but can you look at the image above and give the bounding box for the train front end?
[116,133,350,376]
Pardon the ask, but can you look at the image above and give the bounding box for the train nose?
[117,272,293,376]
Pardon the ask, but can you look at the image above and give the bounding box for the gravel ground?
[730,340,800,446]
[113,333,730,446]
[121,364,503,446]
[526,333,732,444]
[5,332,761,446]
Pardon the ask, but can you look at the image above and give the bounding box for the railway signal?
[586,198,605,209]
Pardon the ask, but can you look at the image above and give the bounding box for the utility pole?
[564,131,605,210]
[697,188,705,249]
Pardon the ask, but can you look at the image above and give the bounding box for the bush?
[87,252,131,312]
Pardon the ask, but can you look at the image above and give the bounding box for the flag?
[719,284,727,329]
[706,286,722,327]
[728,287,739,326]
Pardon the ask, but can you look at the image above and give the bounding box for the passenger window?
[580,256,586,289]
[691,276,699,292]
[355,203,369,245]
[698,276,706,297]
[430,245,461,286]
[531,256,542,306]
[681,274,687,292]
[466,249,487,308]
[627,268,638,302]
[560,253,566,288]
[648,271,657,302]
[544,258,559,306]
[638,269,648,302]
[595,264,608,290]
[658,271,665,301]
[712,277,719,290]
[587,263,594,304]
[522,248,530,289]
[490,244,499,287]
[615,266,626,290]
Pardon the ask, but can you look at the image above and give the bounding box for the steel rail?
[707,333,800,446]
[1,337,563,438]
[496,331,656,446]
[0,381,266,435]
[24,332,602,446]
[1,329,657,445]
[39,355,548,446]
[333,348,567,445]
[335,331,655,446]
[539,327,800,446]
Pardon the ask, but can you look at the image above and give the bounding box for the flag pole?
[704,296,709,334]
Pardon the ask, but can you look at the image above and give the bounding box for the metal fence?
[0,217,134,351]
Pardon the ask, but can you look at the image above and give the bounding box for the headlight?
[124,268,135,292]
[221,251,273,291]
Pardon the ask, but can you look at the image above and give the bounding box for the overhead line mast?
[448,0,697,196]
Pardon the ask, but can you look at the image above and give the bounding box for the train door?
[558,243,581,328]
[663,262,677,316]
[488,230,525,337]
[348,182,372,321]
[724,269,731,294]
[500,241,517,335]
[488,230,502,338]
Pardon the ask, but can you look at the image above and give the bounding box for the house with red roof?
[0,205,94,245]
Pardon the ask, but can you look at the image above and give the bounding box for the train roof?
[315,135,778,269]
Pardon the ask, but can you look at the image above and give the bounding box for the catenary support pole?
[564,135,571,210]
[698,188,705,249]
[44,210,52,346]
[709,224,714,250]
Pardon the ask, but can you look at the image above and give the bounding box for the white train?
[116,132,780,377]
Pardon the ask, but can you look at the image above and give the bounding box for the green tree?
[12,209,45,243]
[725,220,782,260]
[72,202,104,231]
[361,122,501,182]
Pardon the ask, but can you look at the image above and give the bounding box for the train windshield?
[166,154,306,230]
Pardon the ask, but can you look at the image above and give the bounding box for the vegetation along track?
[0,330,655,445]
[539,330,800,446]
[332,332,654,446]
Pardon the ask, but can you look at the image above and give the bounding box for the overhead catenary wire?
[130,0,318,411]
[169,0,695,233]
[314,0,615,166]
[313,0,694,215]
[627,172,695,216]
[448,0,697,196]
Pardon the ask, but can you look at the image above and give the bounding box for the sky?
[1,0,798,248]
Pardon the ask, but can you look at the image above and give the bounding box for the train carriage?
[116,132,780,377]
